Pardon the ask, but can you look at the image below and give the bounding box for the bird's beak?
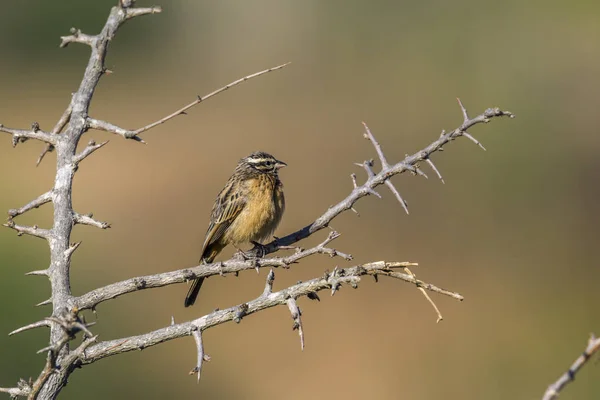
[275,160,287,169]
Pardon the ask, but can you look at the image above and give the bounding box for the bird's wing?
[200,183,246,260]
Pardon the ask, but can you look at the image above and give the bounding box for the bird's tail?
[184,277,204,307]
[185,249,219,307]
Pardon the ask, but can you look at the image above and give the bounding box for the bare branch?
[7,191,53,218]
[124,6,163,20]
[378,269,464,301]
[362,122,389,169]
[249,104,513,258]
[35,14,162,395]
[542,333,600,400]
[3,220,51,240]
[81,261,462,364]
[286,298,305,351]
[73,140,109,164]
[86,118,145,143]
[36,93,73,164]
[350,173,359,188]
[73,212,110,229]
[262,269,275,296]
[29,335,98,400]
[51,98,73,135]
[85,63,290,144]
[404,267,443,323]
[0,386,29,399]
[0,0,514,394]
[456,97,469,123]
[59,28,96,48]
[189,330,210,382]
[132,62,290,135]
[0,124,57,146]
[64,242,82,261]
[74,231,351,310]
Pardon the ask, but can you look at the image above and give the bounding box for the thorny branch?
[78,262,436,365]
[248,101,513,259]
[0,1,515,398]
[73,230,355,310]
[0,2,289,398]
[542,333,600,400]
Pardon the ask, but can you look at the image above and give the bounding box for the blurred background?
[1,0,599,399]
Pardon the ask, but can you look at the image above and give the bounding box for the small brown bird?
[184,151,286,307]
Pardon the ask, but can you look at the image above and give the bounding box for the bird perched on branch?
[184,151,286,307]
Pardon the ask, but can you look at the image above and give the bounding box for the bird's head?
[241,151,287,174]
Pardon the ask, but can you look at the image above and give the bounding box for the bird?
[184,151,286,307]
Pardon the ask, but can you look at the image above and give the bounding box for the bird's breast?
[227,176,284,245]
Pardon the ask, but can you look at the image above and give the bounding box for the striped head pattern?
[240,151,287,174]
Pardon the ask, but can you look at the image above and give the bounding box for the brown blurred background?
[1,0,600,399]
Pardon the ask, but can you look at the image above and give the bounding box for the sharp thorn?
[25,270,49,277]
[36,298,52,307]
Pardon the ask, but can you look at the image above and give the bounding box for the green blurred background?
[1,0,599,399]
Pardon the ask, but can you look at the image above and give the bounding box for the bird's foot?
[250,241,268,258]
[232,242,268,262]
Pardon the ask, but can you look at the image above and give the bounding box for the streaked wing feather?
[200,184,246,259]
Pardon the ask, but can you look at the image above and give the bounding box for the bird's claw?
[250,241,268,258]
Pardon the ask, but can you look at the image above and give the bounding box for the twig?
[7,192,53,218]
[262,269,275,296]
[73,212,110,229]
[73,140,109,164]
[189,330,210,382]
[132,62,290,135]
[2,221,51,240]
[404,267,443,323]
[542,333,600,400]
[123,6,162,20]
[59,28,96,48]
[286,298,305,351]
[0,124,57,147]
[86,118,146,143]
[0,386,29,398]
[362,121,390,168]
[51,98,73,135]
